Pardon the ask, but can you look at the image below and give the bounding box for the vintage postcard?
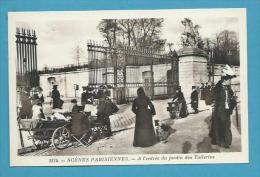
[8,8,248,166]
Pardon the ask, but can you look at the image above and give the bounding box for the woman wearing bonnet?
[132,87,158,147]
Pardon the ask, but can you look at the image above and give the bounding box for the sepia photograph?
[8,8,248,166]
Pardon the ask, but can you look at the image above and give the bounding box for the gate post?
[178,47,208,99]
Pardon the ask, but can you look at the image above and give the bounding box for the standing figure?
[209,65,237,149]
[205,83,213,105]
[32,99,45,120]
[51,85,63,109]
[70,99,91,141]
[19,87,33,119]
[172,87,189,118]
[191,86,199,113]
[86,86,94,104]
[200,83,205,100]
[132,87,158,147]
[97,91,119,137]
[37,86,44,106]
[81,87,87,109]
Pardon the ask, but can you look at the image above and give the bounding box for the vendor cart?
[167,101,180,119]
[18,113,110,151]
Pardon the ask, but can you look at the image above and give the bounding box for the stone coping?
[178,47,208,58]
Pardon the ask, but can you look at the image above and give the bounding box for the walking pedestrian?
[132,87,157,147]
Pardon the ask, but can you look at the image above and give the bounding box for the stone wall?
[39,69,89,100]
[39,63,172,101]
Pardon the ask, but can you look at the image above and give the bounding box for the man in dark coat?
[191,86,199,113]
[71,100,91,140]
[97,91,119,137]
[132,87,158,147]
[209,65,237,149]
[51,85,63,109]
[81,87,87,109]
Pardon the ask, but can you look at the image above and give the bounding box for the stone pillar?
[178,47,208,99]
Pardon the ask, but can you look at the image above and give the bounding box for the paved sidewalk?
[43,99,241,156]
[20,99,241,155]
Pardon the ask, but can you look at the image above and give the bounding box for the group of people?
[18,65,237,150]
[132,65,237,150]
[72,86,119,138]
[172,83,213,117]
[18,86,45,120]
[18,84,65,121]
[200,82,213,105]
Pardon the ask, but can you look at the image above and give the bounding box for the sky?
[9,9,243,70]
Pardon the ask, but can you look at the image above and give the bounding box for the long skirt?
[209,109,232,147]
[133,110,158,147]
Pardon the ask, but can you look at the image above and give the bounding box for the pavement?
[22,99,241,156]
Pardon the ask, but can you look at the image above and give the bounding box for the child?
[32,99,45,120]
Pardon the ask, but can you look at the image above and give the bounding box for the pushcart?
[18,113,109,151]
[167,101,180,119]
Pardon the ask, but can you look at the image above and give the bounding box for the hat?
[71,99,77,103]
[37,86,43,92]
[222,65,235,77]
[86,86,94,91]
[99,85,107,89]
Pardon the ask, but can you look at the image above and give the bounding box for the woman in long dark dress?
[209,76,236,148]
[172,87,188,118]
[132,87,158,147]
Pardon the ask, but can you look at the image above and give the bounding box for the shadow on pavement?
[196,116,220,153]
[182,141,192,153]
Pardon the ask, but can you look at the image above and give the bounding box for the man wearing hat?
[209,65,237,149]
[81,86,87,109]
[51,85,63,109]
[97,91,119,137]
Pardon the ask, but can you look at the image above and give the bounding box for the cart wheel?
[52,127,71,150]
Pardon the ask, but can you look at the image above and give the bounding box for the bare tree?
[213,30,240,65]
[97,18,166,51]
[72,45,84,66]
[97,19,120,48]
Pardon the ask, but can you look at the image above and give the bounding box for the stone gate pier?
[178,47,208,99]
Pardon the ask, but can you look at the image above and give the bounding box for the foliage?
[205,30,240,66]
[97,18,166,52]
